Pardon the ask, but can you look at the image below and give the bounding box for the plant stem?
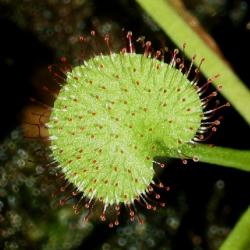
[168,144,250,171]
[135,0,250,124]
[219,207,250,250]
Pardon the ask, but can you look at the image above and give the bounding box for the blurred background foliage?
[0,0,249,249]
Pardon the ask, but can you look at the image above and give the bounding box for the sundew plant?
[47,31,226,225]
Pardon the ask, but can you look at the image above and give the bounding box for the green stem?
[219,207,250,250]
[168,144,250,171]
[135,0,250,124]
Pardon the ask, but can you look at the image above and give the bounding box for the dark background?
[0,0,249,249]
